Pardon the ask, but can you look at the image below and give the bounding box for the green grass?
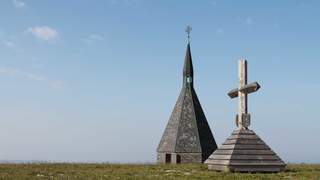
[0,163,319,179]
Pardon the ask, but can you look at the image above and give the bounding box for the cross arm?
[239,82,260,94]
[227,82,261,99]
[228,88,238,98]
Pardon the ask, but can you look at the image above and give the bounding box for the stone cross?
[228,59,260,129]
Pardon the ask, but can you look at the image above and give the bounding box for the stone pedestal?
[205,129,286,172]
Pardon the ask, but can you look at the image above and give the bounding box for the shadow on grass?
[284,168,298,173]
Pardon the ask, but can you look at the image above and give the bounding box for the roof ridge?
[187,86,202,153]
[173,86,187,152]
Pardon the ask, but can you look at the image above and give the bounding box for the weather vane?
[185,25,192,43]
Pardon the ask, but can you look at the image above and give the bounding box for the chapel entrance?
[176,154,181,163]
[165,154,171,163]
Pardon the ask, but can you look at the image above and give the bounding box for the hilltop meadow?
[0,163,319,179]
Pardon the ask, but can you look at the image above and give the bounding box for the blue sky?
[0,0,319,163]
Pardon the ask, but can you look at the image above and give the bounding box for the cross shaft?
[228,59,260,129]
[238,60,248,115]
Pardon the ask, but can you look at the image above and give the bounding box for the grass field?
[0,163,319,179]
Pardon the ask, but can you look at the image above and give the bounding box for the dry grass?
[0,163,319,179]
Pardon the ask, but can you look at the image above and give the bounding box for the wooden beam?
[239,82,261,94]
[228,88,238,98]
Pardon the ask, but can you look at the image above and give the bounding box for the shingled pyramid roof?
[205,129,286,172]
[157,43,217,161]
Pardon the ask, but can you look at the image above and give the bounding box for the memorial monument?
[205,59,286,172]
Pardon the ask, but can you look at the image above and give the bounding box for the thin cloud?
[31,63,45,69]
[30,57,45,70]
[109,0,142,5]
[12,0,26,8]
[1,40,15,48]
[50,81,64,89]
[0,67,64,89]
[27,26,59,41]
[210,1,217,6]
[245,17,253,25]
[82,34,104,44]
[215,28,224,36]
[236,16,254,25]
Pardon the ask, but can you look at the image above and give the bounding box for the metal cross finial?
[228,59,261,129]
[185,25,192,43]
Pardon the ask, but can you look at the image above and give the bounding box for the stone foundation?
[157,152,202,164]
[205,129,286,172]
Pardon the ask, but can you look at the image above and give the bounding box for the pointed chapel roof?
[183,43,193,77]
[157,43,217,160]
